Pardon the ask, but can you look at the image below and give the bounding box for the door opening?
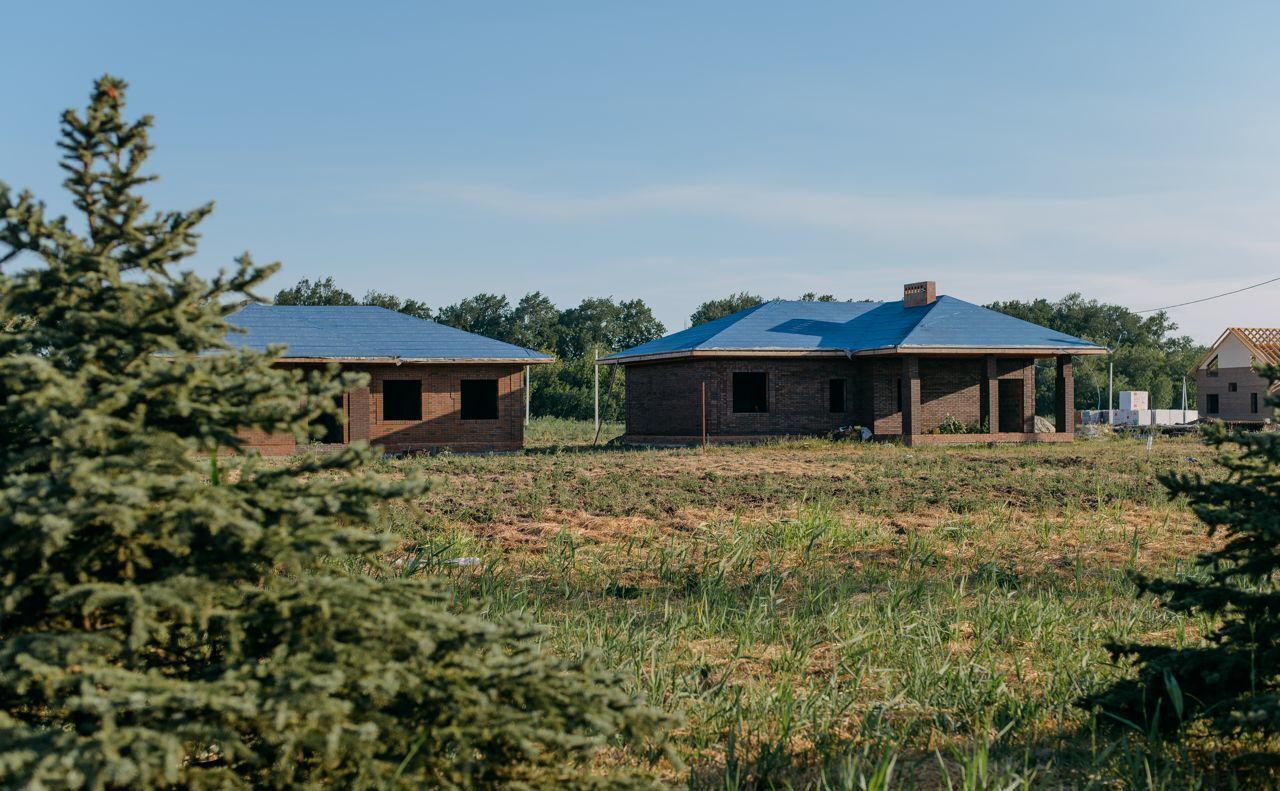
[312,395,346,444]
[997,379,1023,433]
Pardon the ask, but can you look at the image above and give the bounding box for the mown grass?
[370,426,1255,788]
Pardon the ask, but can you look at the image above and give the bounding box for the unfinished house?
[226,304,552,454]
[1192,327,1279,425]
[600,282,1107,446]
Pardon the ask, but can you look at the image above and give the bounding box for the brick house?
[1191,327,1279,425]
[226,304,552,454]
[600,282,1107,446]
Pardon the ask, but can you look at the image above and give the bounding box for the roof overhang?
[599,345,1107,365]
[853,345,1108,357]
[274,356,554,365]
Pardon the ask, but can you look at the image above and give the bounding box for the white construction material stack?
[1080,391,1198,427]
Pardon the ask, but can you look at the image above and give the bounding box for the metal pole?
[1182,376,1188,422]
[1107,358,1113,424]
[593,347,600,437]
[524,366,530,426]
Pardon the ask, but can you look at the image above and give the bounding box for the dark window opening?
[1206,393,1219,414]
[383,379,422,421]
[1207,356,1219,377]
[1251,392,1259,413]
[1228,382,1238,392]
[311,395,345,444]
[828,379,845,413]
[732,372,768,413]
[461,379,499,420]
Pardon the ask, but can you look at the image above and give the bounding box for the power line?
[1135,275,1280,313]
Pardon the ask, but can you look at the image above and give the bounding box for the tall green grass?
[374,434,1244,788]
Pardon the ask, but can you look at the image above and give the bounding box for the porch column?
[981,355,998,434]
[1055,355,1074,434]
[901,356,921,439]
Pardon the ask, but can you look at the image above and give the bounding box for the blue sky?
[5,1,1279,343]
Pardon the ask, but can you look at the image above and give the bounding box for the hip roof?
[600,296,1107,363]
[224,303,553,363]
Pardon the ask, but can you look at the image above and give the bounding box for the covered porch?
[886,354,1076,446]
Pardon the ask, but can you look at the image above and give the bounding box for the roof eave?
[600,345,1107,364]
[274,356,554,364]
[859,345,1109,357]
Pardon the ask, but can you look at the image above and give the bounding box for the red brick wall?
[359,363,526,452]
[625,359,865,438]
[871,359,902,436]
[236,427,297,457]
[236,362,528,455]
[918,358,984,429]
[625,355,1038,440]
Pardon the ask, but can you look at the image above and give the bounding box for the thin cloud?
[405,181,1280,256]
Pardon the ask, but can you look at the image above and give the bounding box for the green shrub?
[935,416,988,435]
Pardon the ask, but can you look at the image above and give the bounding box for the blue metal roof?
[601,296,1105,362]
[224,303,553,362]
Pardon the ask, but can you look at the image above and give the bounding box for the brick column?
[901,356,921,440]
[348,386,371,442]
[1055,355,1074,434]
[981,355,998,434]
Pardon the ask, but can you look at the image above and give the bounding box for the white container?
[1119,391,1149,411]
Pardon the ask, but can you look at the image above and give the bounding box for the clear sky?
[5,1,1279,343]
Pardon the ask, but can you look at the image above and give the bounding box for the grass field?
[370,419,1239,788]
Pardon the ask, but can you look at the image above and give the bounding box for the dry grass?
[359,430,1250,788]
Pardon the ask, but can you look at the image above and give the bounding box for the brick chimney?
[903,281,936,308]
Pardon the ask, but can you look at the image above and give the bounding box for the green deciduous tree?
[531,358,626,423]
[0,76,668,790]
[689,292,765,327]
[988,294,1203,413]
[1083,367,1280,758]
[435,292,512,340]
[508,290,560,354]
[362,289,434,320]
[557,297,665,360]
[273,275,358,306]
[272,278,433,320]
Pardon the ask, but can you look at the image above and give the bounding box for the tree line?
[278,278,1204,417]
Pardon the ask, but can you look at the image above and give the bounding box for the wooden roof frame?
[1189,327,1280,375]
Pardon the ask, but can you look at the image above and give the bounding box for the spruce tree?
[0,76,668,790]
[1085,368,1280,758]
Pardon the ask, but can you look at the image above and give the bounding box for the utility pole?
[1107,357,1113,424]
